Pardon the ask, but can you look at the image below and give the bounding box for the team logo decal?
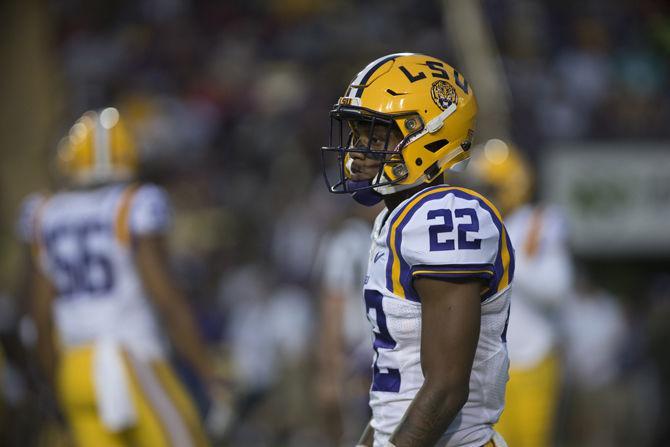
[430,80,457,110]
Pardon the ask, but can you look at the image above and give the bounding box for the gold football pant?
[56,345,209,447]
[496,353,559,447]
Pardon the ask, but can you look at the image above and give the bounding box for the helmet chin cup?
[348,180,384,206]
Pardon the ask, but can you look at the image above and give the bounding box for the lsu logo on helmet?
[430,80,457,110]
[322,53,477,195]
[57,107,138,186]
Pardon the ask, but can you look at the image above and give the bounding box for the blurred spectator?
[560,274,629,447]
[314,205,379,446]
[0,293,27,446]
[220,265,314,445]
[644,274,670,446]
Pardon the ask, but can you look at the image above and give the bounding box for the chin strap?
[347,180,384,206]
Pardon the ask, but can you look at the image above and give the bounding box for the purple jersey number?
[365,289,401,392]
[428,208,482,251]
[44,221,115,298]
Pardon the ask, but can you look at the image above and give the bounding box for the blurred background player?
[314,203,379,446]
[17,107,225,447]
[465,139,574,447]
[218,265,314,446]
[559,271,628,447]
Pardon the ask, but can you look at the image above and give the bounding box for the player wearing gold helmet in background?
[18,108,225,447]
[467,139,574,447]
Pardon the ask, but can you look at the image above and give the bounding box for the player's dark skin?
[352,123,484,447]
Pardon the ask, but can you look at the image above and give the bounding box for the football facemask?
[322,107,409,194]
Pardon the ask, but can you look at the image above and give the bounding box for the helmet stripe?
[94,114,111,174]
[350,53,414,98]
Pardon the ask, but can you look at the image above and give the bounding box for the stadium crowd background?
[0,0,669,446]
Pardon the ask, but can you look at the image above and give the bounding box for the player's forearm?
[159,293,215,382]
[30,297,59,389]
[135,237,216,384]
[28,269,59,388]
[356,420,374,447]
[389,381,468,447]
[318,292,345,375]
[35,322,58,387]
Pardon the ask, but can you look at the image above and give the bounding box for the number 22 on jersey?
[428,208,482,251]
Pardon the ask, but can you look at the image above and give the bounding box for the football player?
[316,204,380,444]
[467,140,573,447]
[18,107,223,447]
[321,53,512,447]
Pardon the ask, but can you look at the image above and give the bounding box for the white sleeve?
[16,193,46,243]
[128,184,172,236]
[387,187,513,301]
[510,205,573,308]
[321,223,370,291]
[321,232,353,290]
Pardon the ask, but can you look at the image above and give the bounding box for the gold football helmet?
[56,107,138,186]
[467,139,533,215]
[322,53,477,195]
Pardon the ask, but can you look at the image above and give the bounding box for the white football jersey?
[318,217,373,356]
[18,183,171,360]
[503,204,573,368]
[363,185,513,447]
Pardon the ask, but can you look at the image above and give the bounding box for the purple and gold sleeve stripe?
[411,264,496,301]
[411,263,496,281]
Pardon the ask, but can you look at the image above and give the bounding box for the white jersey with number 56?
[363,185,513,447]
[18,183,171,360]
